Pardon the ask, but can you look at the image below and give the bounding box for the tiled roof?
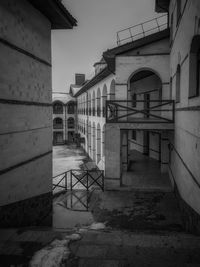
[28,0,77,29]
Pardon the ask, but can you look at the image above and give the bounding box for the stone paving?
[1,227,200,266]
[69,229,200,267]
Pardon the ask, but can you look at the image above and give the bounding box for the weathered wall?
[0,0,52,226]
[168,0,200,219]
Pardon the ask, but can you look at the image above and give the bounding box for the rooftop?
[28,0,77,29]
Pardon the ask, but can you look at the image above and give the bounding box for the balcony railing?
[116,14,168,46]
[106,100,175,123]
[53,124,63,129]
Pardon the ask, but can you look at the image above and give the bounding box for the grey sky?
[52,0,159,93]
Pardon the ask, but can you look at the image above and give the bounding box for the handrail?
[52,169,104,193]
[53,170,71,179]
[116,14,168,46]
[169,143,200,190]
[106,99,174,123]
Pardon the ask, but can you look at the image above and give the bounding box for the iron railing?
[106,100,175,123]
[116,14,168,46]
[53,169,104,195]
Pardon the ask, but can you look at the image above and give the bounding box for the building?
[0,0,76,227]
[52,74,85,145]
[74,0,200,234]
[52,93,76,145]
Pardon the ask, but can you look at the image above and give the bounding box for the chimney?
[75,73,85,86]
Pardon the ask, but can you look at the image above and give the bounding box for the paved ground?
[1,145,200,266]
[1,227,200,267]
[53,145,87,177]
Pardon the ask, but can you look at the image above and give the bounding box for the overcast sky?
[52,0,159,93]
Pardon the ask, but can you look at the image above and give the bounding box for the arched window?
[67,102,75,114]
[88,93,91,116]
[176,64,181,103]
[68,117,75,129]
[53,118,63,129]
[92,122,96,161]
[102,84,107,117]
[132,93,137,108]
[102,125,105,157]
[88,122,91,155]
[97,88,101,117]
[110,79,115,100]
[92,91,96,116]
[53,101,63,114]
[97,124,101,163]
[189,35,200,98]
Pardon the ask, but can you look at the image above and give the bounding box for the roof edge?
[74,67,112,97]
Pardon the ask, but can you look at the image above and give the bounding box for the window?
[170,12,174,44]
[189,36,200,98]
[132,94,137,108]
[53,102,63,114]
[53,118,63,129]
[132,130,136,140]
[176,0,181,26]
[67,102,75,114]
[68,118,75,129]
[176,65,181,103]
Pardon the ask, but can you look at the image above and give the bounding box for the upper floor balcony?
[116,14,168,46]
[106,100,174,129]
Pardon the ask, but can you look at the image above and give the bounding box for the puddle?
[53,191,95,230]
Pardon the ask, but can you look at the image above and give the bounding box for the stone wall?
[0,0,52,226]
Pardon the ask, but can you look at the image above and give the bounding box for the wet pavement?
[1,145,200,266]
[53,144,88,177]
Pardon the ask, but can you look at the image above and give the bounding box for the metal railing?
[106,100,175,123]
[116,14,168,46]
[53,169,104,195]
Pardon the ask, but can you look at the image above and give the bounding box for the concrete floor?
[53,144,87,177]
[122,150,172,191]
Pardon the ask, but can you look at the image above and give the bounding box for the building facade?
[53,93,76,145]
[74,0,200,234]
[0,0,76,227]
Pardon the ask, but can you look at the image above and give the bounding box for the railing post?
[87,170,89,191]
[102,171,104,192]
[65,172,67,191]
[172,100,175,122]
[70,170,72,191]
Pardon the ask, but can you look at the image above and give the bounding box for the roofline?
[74,67,113,97]
[103,28,170,72]
[28,0,77,29]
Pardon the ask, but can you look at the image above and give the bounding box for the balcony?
[106,100,174,125]
[116,14,168,46]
